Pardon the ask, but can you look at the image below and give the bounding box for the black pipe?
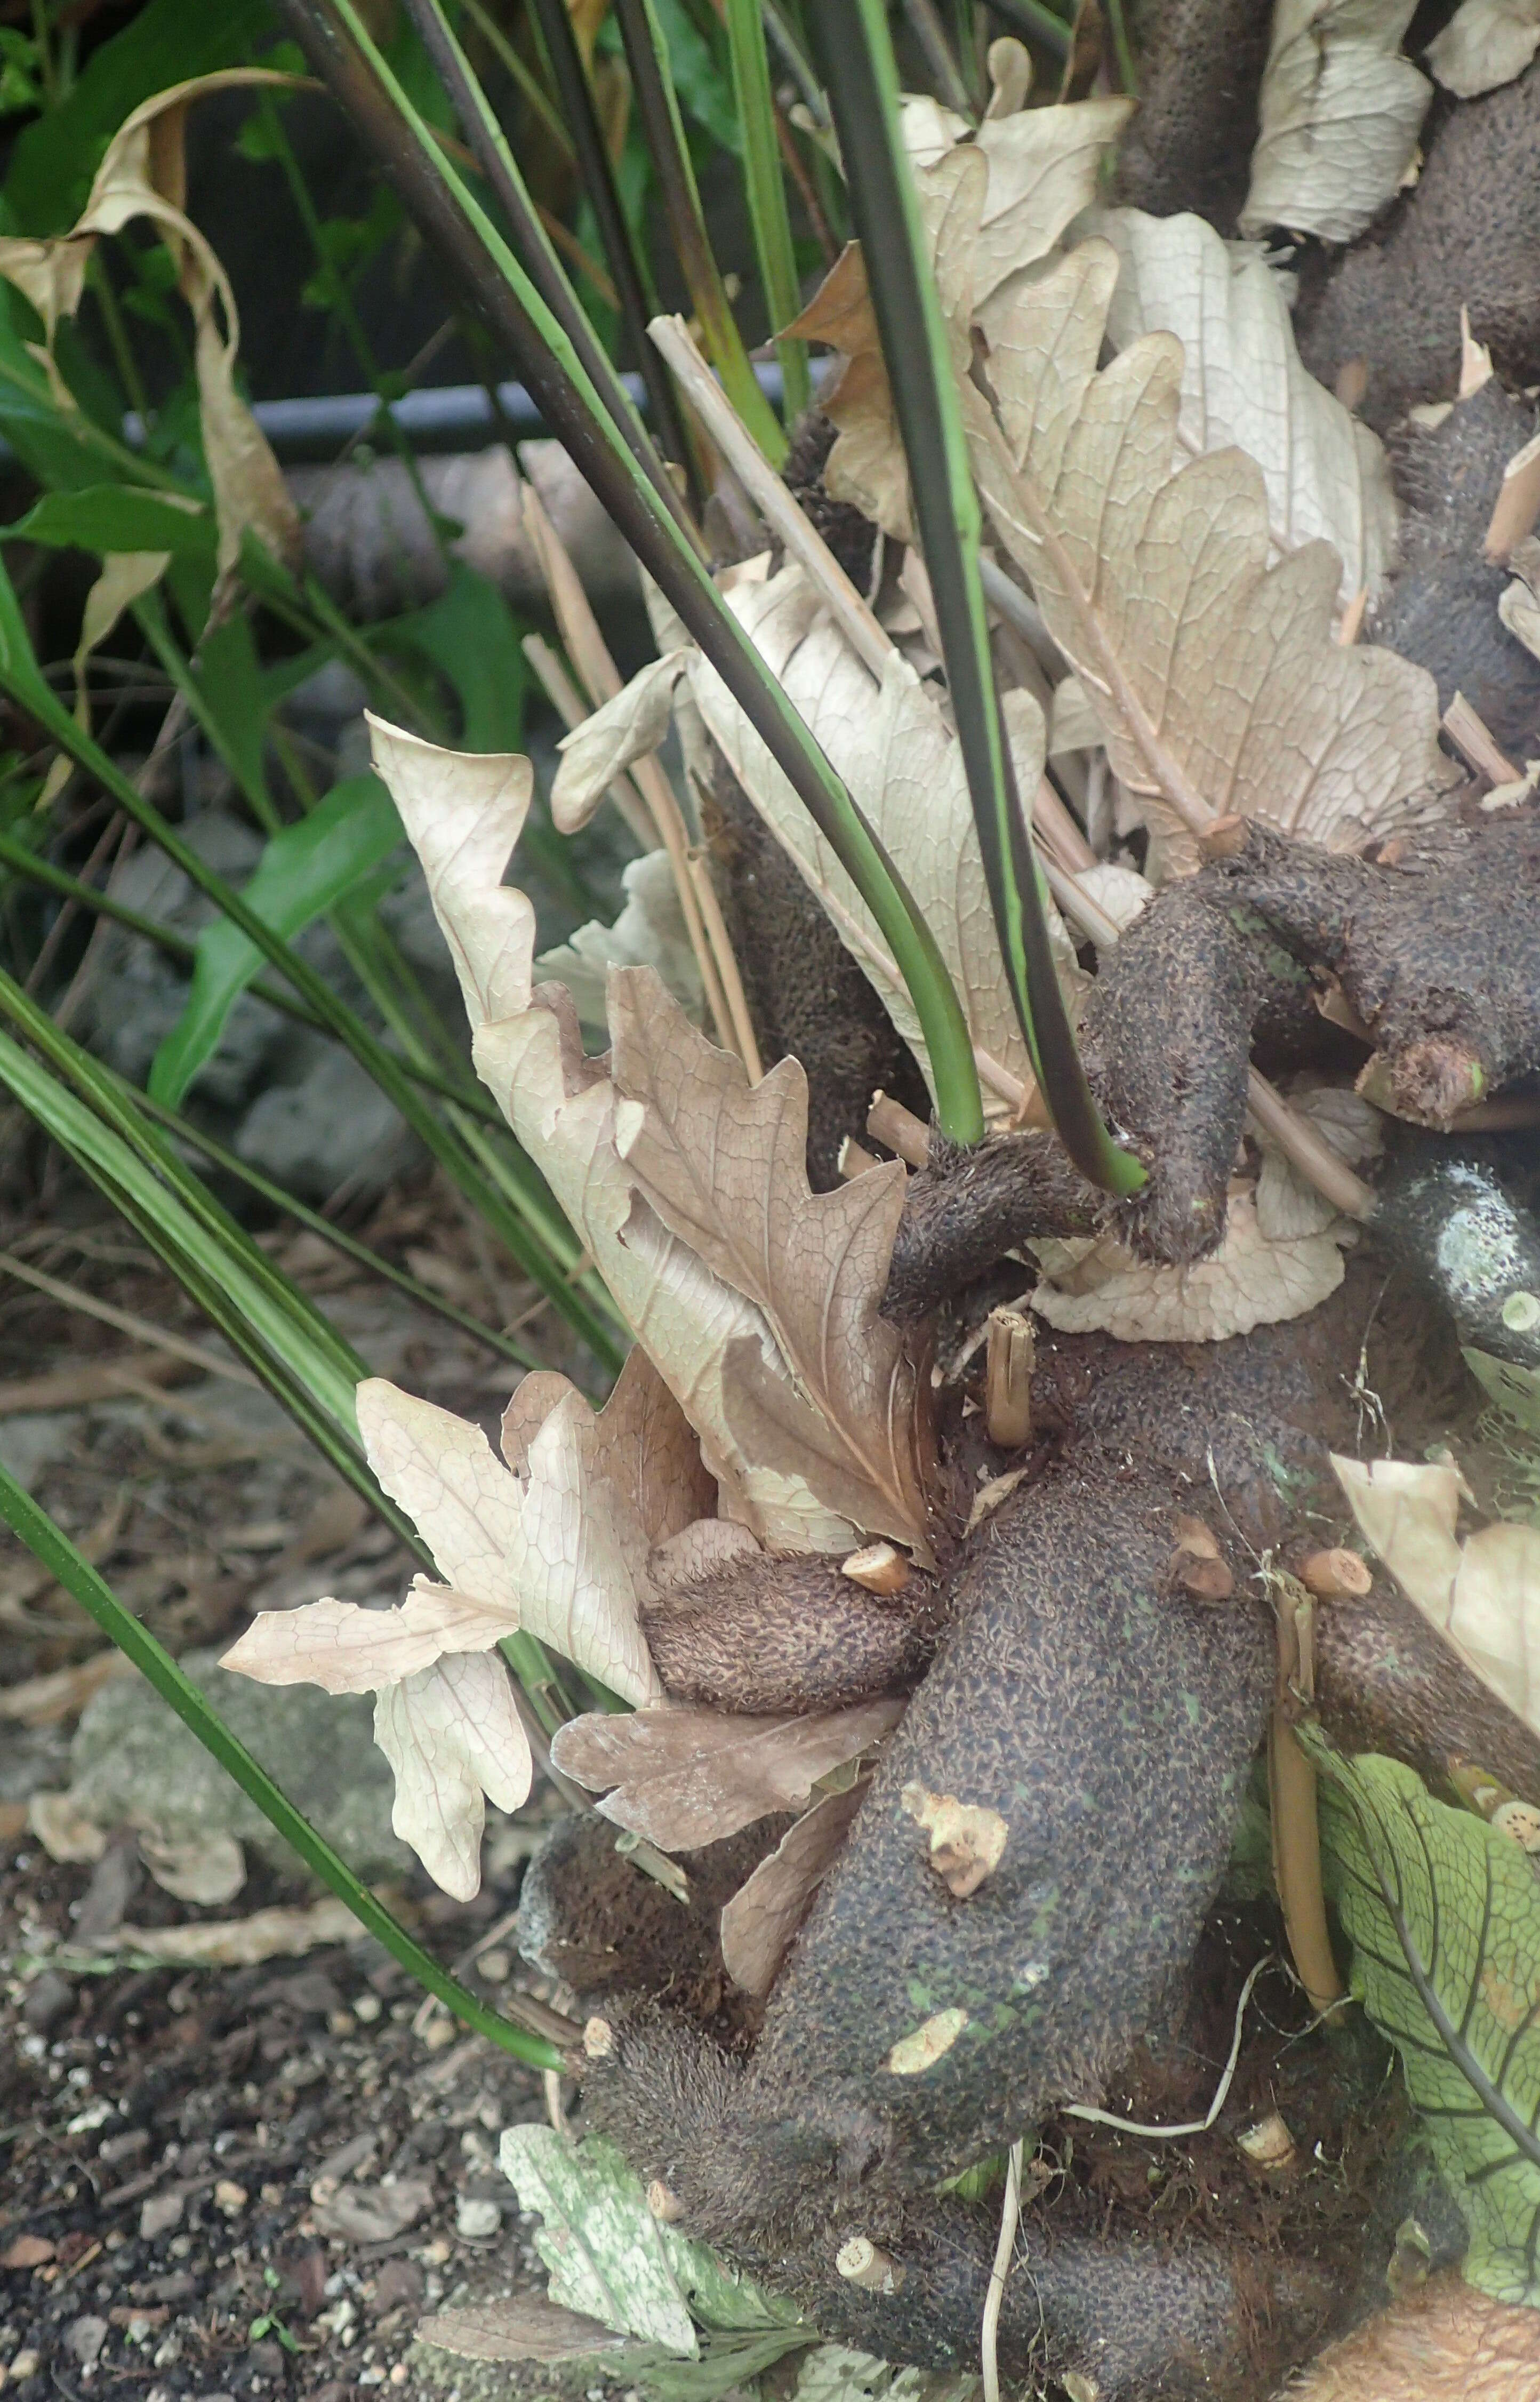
[114,361,815,468]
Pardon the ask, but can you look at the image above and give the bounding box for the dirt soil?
[0,1178,602,2402]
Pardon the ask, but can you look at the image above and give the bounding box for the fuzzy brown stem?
[984,1308,1035,1448]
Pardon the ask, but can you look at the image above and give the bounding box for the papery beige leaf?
[899,93,971,167]
[416,2300,625,2365]
[536,850,704,1034]
[609,966,930,1551]
[1449,1524,1540,1731]
[0,73,302,573]
[359,1379,525,1610]
[969,97,1134,308]
[1427,0,1540,94]
[784,148,985,542]
[550,1694,905,1851]
[138,1829,245,1907]
[374,1653,532,1901]
[1076,860,1153,931]
[220,1581,516,1695]
[788,98,1125,539]
[1048,671,1104,756]
[550,650,690,833]
[1094,207,1400,605]
[358,1373,665,1706]
[1256,1083,1383,1239]
[370,715,852,1555]
[580,1340,719,1549]
[968,239,1449,876]
[1240,0,1431,245]
[1499,573,1540,665]
[685,567,1063,1109]
[37,549,173,806]
[1332,1453,1465,1616]
[651,1518,762,1588]
[1335,1458,1539,1737]
[1032,1189,1344,1341]
[720,1784,867,1996]
[501,1370,581,1474]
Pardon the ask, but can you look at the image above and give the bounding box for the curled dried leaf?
[1240,1,1431,246]
[550,1694,905,1852]
[1032,1190,1344,1342]
[720,1784,868,1996]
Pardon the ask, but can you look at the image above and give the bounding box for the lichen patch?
[901,1782,1009,1897]
[885,2007,969,2074]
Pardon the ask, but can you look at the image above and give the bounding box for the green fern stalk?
[812,0,1145,1195]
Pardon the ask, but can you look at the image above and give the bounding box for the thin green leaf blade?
[725,0,811,425]
[1311,1734,1540,2304]
[0,1464,565,2074]
[280,0,984,1142]
[810,2,1144,1196]
[150,771,404,1107]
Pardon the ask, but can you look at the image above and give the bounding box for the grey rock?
[235,1043,420,1205]
[70,1645,412,1879]
[62,2318,108,2368]
[0,1721,72,1804]
[21,1969,74,2033]
[0,1411,85,1491]
[140,2191,187,2241]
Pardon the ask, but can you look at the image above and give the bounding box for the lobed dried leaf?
[550,1694,905,1852]
[965,238,1450,875]
[609,967,930,1554]
[370,715,856,1555]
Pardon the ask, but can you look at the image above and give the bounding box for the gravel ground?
[0,1186,600,2402]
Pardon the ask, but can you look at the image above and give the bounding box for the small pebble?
[353,1993,383,2023]
[390,2367,410,2387]
[421,2017,456,2052]
[454,2195,501,2239]
[475,1949,510,1984]
[63,2318,108,2369]
[140,2191,185,2241]
[213,2179,247,2216]
[21,1971,74,2034]
[8,2357,41,2386]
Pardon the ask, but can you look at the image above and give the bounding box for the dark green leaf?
[4,0,274,235]
[380,560,528,750]
[1311,1734,1540,2305]
[4,485,216,558]
[150,772,404,1107]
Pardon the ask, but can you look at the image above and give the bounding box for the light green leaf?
[1466,1348,1540,1439]
[497,2129,701,2355]
[790,2344,978,2402]
[497,2131,803,2361]
[1310,1736,1540,2304]
[3,484,215,558]
[149,773,403,1108]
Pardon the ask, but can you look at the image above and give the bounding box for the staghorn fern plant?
[7,5,1540,2398]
